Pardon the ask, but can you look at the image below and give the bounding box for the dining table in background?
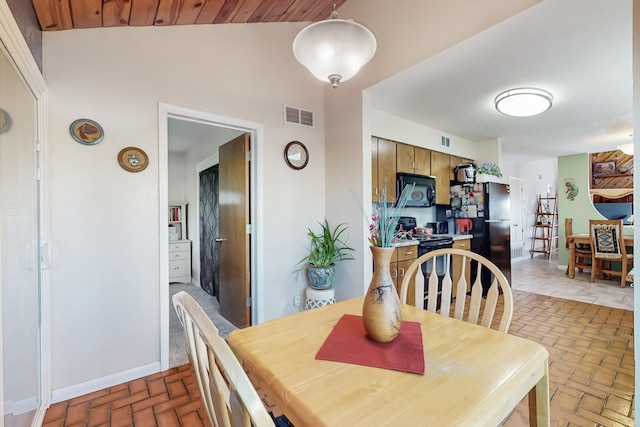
[567,233,634,279]
[226,297,550,427]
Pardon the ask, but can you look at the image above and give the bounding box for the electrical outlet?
[293,295,301,306]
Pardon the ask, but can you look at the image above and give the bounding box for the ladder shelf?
[530,195,558,259]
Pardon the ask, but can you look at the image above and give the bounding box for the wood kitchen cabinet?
[431,151,451,205]
[397,143,431,176]
[452,238,471,296]
[372,137,397,202]
[392,245,419,306]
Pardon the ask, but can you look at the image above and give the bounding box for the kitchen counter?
[392,240,420,247]
[430,234,473,241]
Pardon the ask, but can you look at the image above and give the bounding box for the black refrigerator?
[450,182,511,284]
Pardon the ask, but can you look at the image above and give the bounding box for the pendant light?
[495,88,553,117]
[293,4,376,88]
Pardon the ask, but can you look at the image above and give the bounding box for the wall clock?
[284,141,309,170]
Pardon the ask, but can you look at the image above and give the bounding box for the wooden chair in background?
[173,291,276,427]
[399,248,513,333]
[589,219,634,288]
[565,218,591,275]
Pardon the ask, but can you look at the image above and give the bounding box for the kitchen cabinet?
[431,151,451,205]
[372,137,397,202]
[169,240,192,283]
[392,245,419,306]
[397,143,431,176]
[452,238,471,296]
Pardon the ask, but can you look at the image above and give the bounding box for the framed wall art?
[118,147,148,173]
[593,160,616,176]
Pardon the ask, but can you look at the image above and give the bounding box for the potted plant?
[296,219,355,289]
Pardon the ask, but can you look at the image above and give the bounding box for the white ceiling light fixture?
[292,5,376,89]
[495,88,553,117]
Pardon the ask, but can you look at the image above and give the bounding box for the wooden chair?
[565,218,591,275]
[399,248,513,333]
[172,291,275,427]
[589,219,634,287]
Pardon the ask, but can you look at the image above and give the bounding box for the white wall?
[502,158,558,257]
[43,23,326,398]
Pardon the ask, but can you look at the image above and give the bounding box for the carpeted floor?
[169,283,237,367]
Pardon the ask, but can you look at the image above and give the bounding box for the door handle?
[215,238,227,243]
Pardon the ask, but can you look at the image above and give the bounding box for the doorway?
[159,104,261,371]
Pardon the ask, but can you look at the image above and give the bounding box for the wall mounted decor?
[118,147,148,173]
[593,160,616,176]
[563,178,578,201]
[70,118,103,145]
[284,140,309,170]
[0,108,11,133]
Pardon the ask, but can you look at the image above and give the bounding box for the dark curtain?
[199,165,219,298]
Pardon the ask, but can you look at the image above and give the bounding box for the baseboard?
[51,362,160,403]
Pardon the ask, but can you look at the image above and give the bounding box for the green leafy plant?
[295,219,355,272]
[366,183,416,247]
[477,162,502,177]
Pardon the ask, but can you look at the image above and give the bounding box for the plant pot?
[307,264,335,289]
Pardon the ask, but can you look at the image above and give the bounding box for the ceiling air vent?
[441,136,451,148]
[284,105,314,127]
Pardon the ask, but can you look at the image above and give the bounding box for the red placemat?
[315,314,425,374]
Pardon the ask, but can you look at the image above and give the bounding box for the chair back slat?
[399,248,513,333]
[481,279,499,328]
[453,254,468,319]
[467,264,483,325]
[439,254,453,317]
[173,291,276,427]
[426,262,440,312]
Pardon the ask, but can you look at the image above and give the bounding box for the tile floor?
[43,256,635,427]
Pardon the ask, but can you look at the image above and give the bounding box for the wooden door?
[377,138,397,201]
[414,147,431,176]
[396,143,415,174]
[431,151,451,204]
[218,134,251,328]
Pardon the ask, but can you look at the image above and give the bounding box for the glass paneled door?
[0,41,42,425]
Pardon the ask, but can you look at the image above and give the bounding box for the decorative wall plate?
[0,109,11,134]
[70,118,104,145]
[118,147,149,173]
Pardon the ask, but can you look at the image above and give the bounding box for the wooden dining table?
[567,233,634,279]
[227,297,550,427]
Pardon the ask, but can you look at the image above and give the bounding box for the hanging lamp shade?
[293,19,377,88]
[618,143,634,155]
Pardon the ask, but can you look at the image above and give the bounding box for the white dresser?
[169,240,191,283]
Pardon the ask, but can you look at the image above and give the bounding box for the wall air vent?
[441,136,451,148]
[284,105,314,127]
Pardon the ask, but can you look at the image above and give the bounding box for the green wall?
[557,154,602,265]
[557,153,633,266]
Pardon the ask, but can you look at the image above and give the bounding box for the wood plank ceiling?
[32,0,347,31]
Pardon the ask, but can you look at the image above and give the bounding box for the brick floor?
[44,290,634,426]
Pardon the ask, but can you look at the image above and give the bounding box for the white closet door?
[0,41,41,426]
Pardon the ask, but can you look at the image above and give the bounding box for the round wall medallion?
[118,147,149,173]
[70,118,104,145]
[284,141,309,170]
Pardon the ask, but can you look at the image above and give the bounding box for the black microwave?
[397,173,436,207]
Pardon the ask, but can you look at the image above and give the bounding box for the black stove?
[396,216,453,250]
